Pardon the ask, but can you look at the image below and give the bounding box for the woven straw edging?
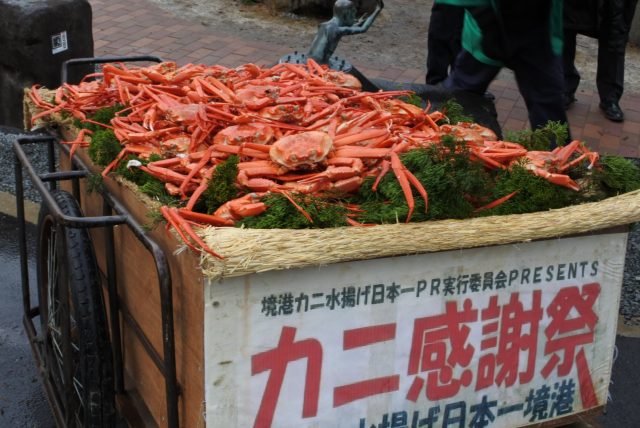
[199,189,640,280]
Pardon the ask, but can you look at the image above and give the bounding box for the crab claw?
[213,192,268,223]
[529,167,580,191]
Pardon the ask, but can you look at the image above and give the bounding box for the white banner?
[204,232,627,428]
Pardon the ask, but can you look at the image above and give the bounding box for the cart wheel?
[37,189,115,427]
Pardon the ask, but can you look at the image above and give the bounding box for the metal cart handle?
[61,55,164,83]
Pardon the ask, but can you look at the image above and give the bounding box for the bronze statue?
[307,0,384,65]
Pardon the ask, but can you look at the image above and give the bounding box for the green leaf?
[240,193,349,229]
[87,129,121,166]
[505,121,568,151]
[203,155,240,213]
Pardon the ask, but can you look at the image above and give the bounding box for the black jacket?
[563,0,602,37]
[564,0,631,53]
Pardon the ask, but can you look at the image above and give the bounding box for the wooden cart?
[13,58,640,428]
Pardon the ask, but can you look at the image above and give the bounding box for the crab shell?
[163,103,199,122]
[160,135,191,154]
[235,84,279,110]
[440,123,497,145]
[213,123,275,146]
[259,104,304,123]
[324,71,362,90]
[269,131,333,170]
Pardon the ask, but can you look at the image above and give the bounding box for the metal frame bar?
[13,133,180,428]
[59,233,74,427]
[61,56,164,84]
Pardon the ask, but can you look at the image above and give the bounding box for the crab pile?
[29,60,599,258]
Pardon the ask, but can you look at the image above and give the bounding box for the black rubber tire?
[36,189,115,427]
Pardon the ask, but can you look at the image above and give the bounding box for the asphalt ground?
[0,211,55,427]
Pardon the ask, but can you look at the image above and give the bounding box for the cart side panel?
[60,150,205,428]
[204,233,626,428]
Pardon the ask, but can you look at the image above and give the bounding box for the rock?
[0,0,94,86]
[0,0,94,128]
[0,67,33,130]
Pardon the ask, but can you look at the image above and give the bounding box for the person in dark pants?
[441,0,569,146]
[563,0,639,122]
[425,3,465,84]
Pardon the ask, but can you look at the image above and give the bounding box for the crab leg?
[271,190,313,223]
[139,163,192,184]
[185,177,210,211]
[160,206,224,259]
[212,144,270,160]
[28,85,55,109]
[470,149,507,170]
[558,144,599,172]
[553,139,582,164]
[334,128,389,147]
[372,159,391,191]
[389,152,428,223]
[102,146,155,177]
[65,129,92,159]
[30,104,65,124]
[385,153,413,222]
[332,146,390,158]
[177,208,234,226]
[474,191,518,212]
[424,113,440,131]
[179,146,214,197]
[193,77,237,104]
[404,167,428,214]
[529,168,580,191]
[302,101,343,126]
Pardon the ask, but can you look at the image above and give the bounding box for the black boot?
[599,101,624,122]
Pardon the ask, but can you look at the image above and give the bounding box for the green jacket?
[435,0,564,66]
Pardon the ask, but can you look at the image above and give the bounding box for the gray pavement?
[600,336,640,427]
[0,212,54,427]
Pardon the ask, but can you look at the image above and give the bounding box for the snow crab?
[231,130,428,222]
[519,140,599,191]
